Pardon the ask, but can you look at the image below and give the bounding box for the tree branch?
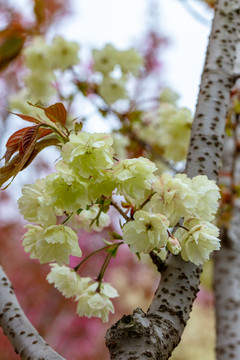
[214,108,240,359]
[106,1,240,358]
[0,264,65,360]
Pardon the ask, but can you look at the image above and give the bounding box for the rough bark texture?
[214,111,240,359]
[0,265,65,360]
[106,0,240,359]
[214,217,240,360]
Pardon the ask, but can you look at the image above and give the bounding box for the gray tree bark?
[0,265,65,360]
[106,0,240,359]
[214,107,240,358]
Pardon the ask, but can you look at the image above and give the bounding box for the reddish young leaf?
[0,156,20,189]
[4,126,33,163]
[0,127,39,188]
[0,28,25,71]
[19,126,39,155]
[3,125,53,164]
[19,127,52,155]
[30,102,67,125]
[22,137,60,170]
[9,111,41,124]
[44,103,67,125]
[34,0,46,25]
[0,135,60,188]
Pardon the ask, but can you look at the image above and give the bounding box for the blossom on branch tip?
[44,172,90,213]
[47,264,118,322]
[49,36,80,70]
[114,157,157,204]
[18,178,57,226]
[148,173,196,226]
[175,218,220,265]
[61,132,114,178]
[92,44,119,75]
[22,224,82,265]
[118,48,143,76]
[23,37,52,71]
[99,76,127,104]
[47,264,86,298]
[76,281,119,323]
[159,88,179,105]
[191,175,220,221]
[122,210,169,254]
[92,44,143,76]
[88,170,116,201]
[167,236,181,255]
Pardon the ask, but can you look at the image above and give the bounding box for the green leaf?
[103,239,114,246]
[106,245,119,258]
[74,122,83,134]
[136,252,141,261]
[109,231,123,240]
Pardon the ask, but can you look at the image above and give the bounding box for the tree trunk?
[214,108,240,358]
[0,265,65,360]
[106,0,240,358]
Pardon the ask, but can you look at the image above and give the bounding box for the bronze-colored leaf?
[0,28,25,71]
[29,102,67,125]
[4,126,33,163]
[3,125,52,164]
[22,137,60,170]
[44,103,67,125]
[0,127,57,188]
[9,111,41,124]
[34,0,45,25]
[19,126,38,156]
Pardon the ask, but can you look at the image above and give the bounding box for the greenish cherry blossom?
[118,48,143,76]
[156,105,192,162]
[191,175,220,221]
[61,132,114,178]
[114,157,157,204]
[112,133,130,160]
[88,170,116,202]
[47,264,85,298]
[18,178,58,226]
[22,224,82,265]
[133,103,192,163]
[92,44,120,75]
[76,281,119,323]
[23,37,52,71]
[175,218,220,266]
[99,76,127,104]
[49,36,80,70]
[148,173,197,226]
[159,87,179,105]
[122,210,169,254]
[44,172,90,213]
[167,236,181,255]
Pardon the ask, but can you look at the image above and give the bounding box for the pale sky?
[53,0,213,112]
[7,0,213,110]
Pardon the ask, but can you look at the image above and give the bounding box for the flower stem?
[74,242,122,272]
[111,199,130,221]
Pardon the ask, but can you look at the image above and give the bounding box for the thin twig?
[177,0,211,26]
[111,199,130,221]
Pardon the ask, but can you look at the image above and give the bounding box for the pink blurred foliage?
[0,216,160,359]
[139,30,168,76]
[196,287,214,308]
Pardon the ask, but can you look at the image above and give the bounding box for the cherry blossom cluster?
[10,36,80,109]
[18,131,221,322]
